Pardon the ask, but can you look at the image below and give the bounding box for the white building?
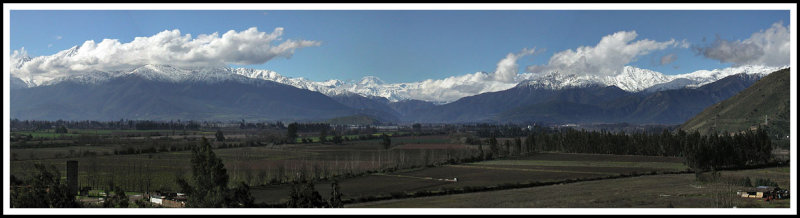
[150,195,165,205]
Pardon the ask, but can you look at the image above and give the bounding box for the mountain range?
[9,64,788,124]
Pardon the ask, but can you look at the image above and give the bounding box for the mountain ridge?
[11,63,786,104]
[680,68,790,136]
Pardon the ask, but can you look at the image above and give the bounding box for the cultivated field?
[249,152,689,205]
[10,132,478,193]
[347,167,790,208]
[11,128,789,209]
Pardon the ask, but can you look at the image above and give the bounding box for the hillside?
[680,68,790,138]
[10,74,357,121]
[407,72,764,124]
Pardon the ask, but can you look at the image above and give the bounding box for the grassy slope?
[680,68,790,136]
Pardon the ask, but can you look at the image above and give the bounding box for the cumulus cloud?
[694,22,789,67]
[11,27,320,82]
[493,48,539,83]
[526,31,683,77]
[401,72,516,103]
[659,53,677,65]
[396,48,538,102]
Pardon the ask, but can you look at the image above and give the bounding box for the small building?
[150,195,165,205]
[737,186,790,200]
[150,193,187,207]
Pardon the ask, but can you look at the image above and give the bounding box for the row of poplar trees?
[518,127,773,172]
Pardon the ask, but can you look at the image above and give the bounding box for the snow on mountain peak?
[517,65,785,93]
[671,65,785,87]
[125,64,241,83]
[60,45,80,58]
[517,66,669,92]
[359,76,385,85]
[12,63,787,104]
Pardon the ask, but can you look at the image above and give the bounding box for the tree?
[381,133,391,150]
[487,136,498,159]
[328,180,344,208]
[412,123,422,133]
[524,134,535,154]
[319,128,328,144]
[503,140,511,157]
[287,123,299,143]
[55,125,69,134]
[287,179,327,208]
[11,164,79,208]
[103,186,129,208]
[477,144,485,161]
[176,137,254,207]
[332,134,343,145]
[230,181,255,208]
[215,130,225,142]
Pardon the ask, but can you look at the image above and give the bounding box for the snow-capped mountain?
[126,64,252,84]
[671,65,783,87]
[517,66,671,92]
[517,65,785,92]
[24,64,257,87]
[10,60,788,124]
[231,68,410,101]
[10,62,787,104]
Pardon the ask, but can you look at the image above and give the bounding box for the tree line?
[516,127,773,172]
[10,119,203,131]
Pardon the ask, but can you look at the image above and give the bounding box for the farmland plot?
[249,152,689,205]
[348,167,790,208]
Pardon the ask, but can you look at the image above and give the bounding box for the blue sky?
[10,9,791,83]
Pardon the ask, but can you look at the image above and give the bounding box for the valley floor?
[346,167,790,208]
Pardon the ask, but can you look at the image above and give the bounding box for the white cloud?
[678,39,690,49]
[526,31,682,77]
[55,35,62,40]
[400,72,516,103]
[394,48,538,102]
[694,22,789,67]
[493,48,539,83]
[11,27,320,82]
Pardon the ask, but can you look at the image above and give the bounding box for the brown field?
[10,134,477,192]
[248,152,689,205]
[511,152,685,163]
[14,130,786,209]
[393,143,470,150]
[348,167,790,208]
